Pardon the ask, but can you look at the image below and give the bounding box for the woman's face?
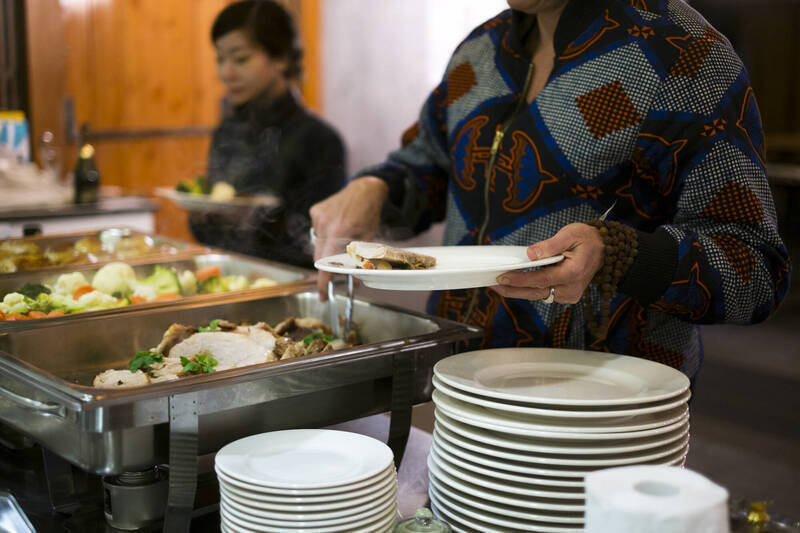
[506,0,568,14]
[215,30,288,106]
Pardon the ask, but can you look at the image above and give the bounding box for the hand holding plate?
[493,223,604,304]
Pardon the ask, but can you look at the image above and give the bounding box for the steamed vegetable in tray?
[0,262,279,321]
[0,233,180,274]
[93,316,360,388]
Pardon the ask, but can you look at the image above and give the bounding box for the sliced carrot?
[153,293,180,301]
[73,285,95,300]
[46,311,65,317]
[0,311,4,320]
[27,311,48,319]
[129,295,147,305]
[5,313,31,320]
[195,265,222,282]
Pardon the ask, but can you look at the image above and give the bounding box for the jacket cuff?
[617,227,678,305]
[353,164,407,209]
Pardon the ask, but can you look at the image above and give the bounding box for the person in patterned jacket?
[310,0,791,379]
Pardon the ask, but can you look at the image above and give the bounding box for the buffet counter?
[0,196,157,238]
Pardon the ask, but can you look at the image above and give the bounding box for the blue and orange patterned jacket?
[357,0,791,377]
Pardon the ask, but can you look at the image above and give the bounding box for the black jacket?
[190,90,346,267]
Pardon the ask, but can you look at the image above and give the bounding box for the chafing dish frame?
[0,287,481,531]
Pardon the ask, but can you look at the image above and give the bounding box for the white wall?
[319,0,508,311]
[321,0,508,175]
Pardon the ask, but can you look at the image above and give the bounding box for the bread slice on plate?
[346,241,436,270]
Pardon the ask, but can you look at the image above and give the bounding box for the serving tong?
[311,227,355,340]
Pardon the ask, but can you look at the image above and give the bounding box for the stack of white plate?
[216,429,397,533]
[428,348,692,533]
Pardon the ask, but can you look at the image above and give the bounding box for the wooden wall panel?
[27,0,321,241]
[24,0,67,165]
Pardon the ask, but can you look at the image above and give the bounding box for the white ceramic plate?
[429,455,585,509]
[430,491,581,533]
[156,187,281,213]
[218,472,395,512]
[435,401,689,441]
[431,440,584,499]
[433,375,691,418]
[434,348,689,406]
[221,486,396,524]
[429,440,688,488]
[429,449,583,511]
[428,473,584,525]
[433,429,690,471]
[314,246,564,291]
[434,409,689,456]
[221,505,397,533]
[433,389,687,433]
[215,430,393,490]
[216,465,395,499]
[221,499,396,531]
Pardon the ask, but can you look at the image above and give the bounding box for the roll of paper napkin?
[585,465,730,533]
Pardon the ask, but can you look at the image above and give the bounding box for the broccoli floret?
[15,283,51,299]
[135,265,181,296]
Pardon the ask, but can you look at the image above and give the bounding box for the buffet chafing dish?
[0,287,480,530]
[0,251,314,330]
[0,227,201,275]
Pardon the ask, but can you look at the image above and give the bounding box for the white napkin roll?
[585,465,730,533]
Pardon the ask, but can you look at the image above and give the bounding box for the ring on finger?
[542,286,556,304]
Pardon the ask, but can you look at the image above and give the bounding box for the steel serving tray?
[0,491,35,533]
[0,227,202,276]
[0,289,481,474]
[0,252,315,330]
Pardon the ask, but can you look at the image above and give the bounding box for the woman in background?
[190,0,346,267]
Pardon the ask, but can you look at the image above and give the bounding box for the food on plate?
[93,316,359,388]
[175,175,212,195]
[346,241,436,270]
[175,176,237,202]
[209,182,236,201]
[0,233,174,273]
[0,261,280,321]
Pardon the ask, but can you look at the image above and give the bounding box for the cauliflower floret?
[209,182,236,201]
[250,277,278,289]
[53,272,90,296]
[225,275,248,291]
[178,270,198,296]
[74,290,124,311]
[130,282,158,302]
[50,293,82,313]
[92,262,136,297]
[0,292,29,315]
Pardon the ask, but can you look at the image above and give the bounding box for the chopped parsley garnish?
[302,332,335,346]
[180,353,218,374]
[198,319,220,332]
[129,351,164,373]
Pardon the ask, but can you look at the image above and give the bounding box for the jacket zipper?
[474,61,536,247]
[461,62,536,326]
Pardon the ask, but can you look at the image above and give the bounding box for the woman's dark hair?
[211,0,302,80]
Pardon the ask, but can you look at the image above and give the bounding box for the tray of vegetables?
[0,252,313,328]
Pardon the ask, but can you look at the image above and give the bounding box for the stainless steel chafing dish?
[0,251,315,330]
[0,288,481,475]
[0,227,201,275]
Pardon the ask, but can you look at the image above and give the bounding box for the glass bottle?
[73,142,100,204]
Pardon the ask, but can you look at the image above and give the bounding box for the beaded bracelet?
[583,220,639,338]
